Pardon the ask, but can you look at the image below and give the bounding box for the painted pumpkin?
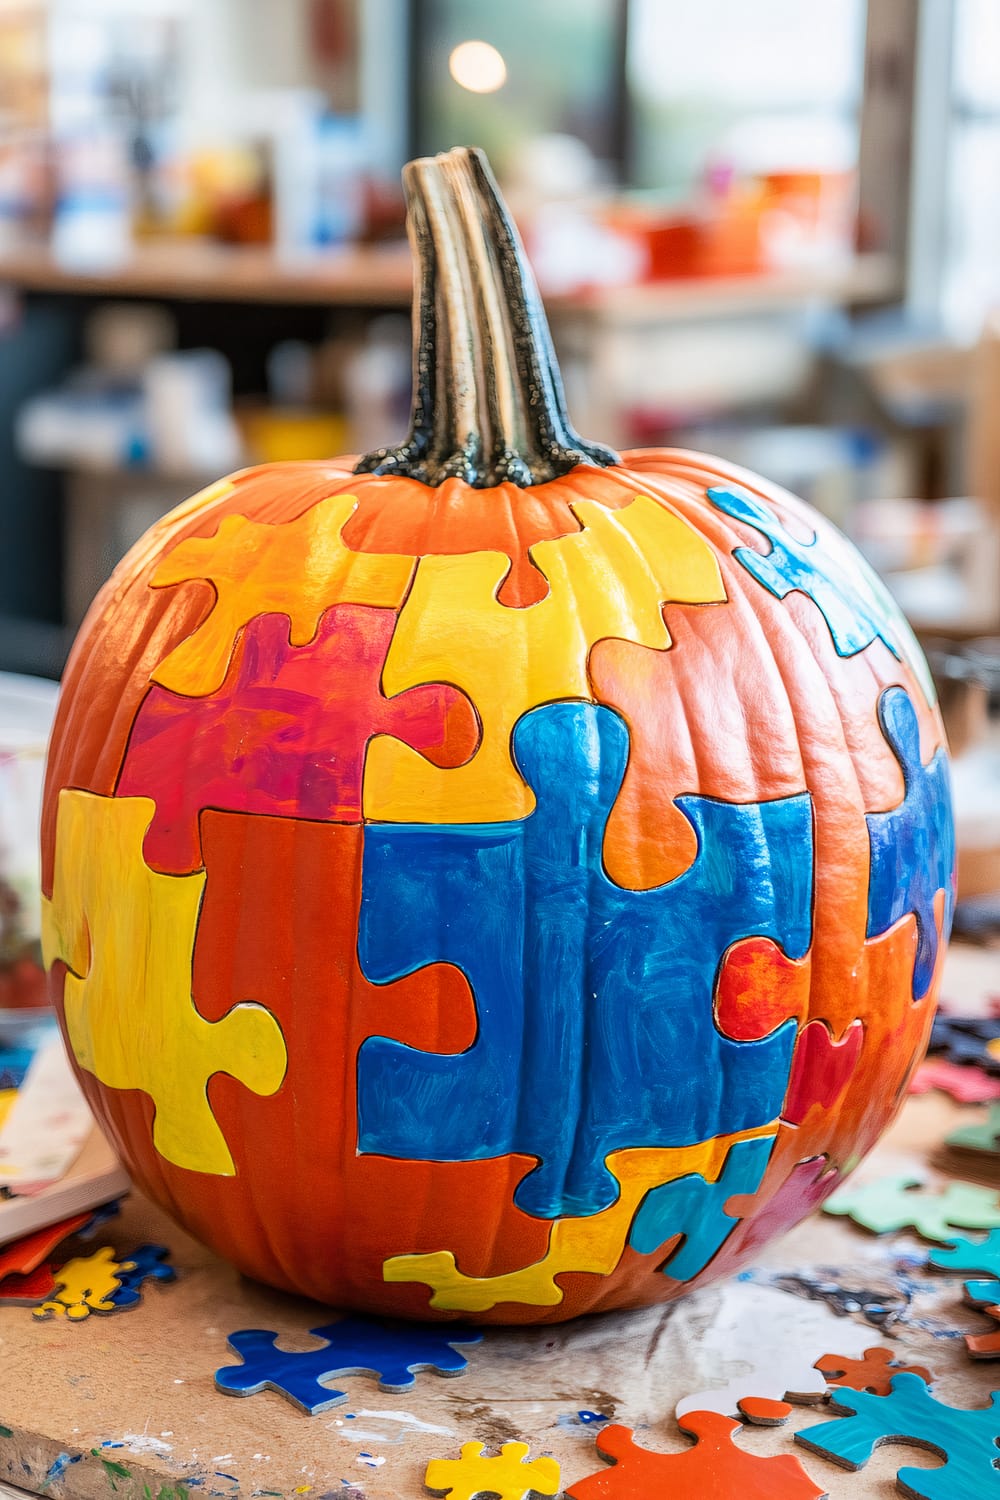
[41,148,954,1324]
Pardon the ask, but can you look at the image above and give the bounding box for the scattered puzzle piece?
[628,1135,774,1279]
[150,493,414,696]
[32,1247,135,1321]
[947,1104,1000,1154]
[929,1016,1000,1075]
[736,1397,794,1426]
[963,1298,1000,1360]
[0,1263,56,1305]
[42,789,287,1175]
[360,699,810,1219]
[965,1278,1000,1304]
[108,1244,176,1308]
[794,1371,1000,1500]
[565,1415,827,1500]
[707,483,935,705]
[383,1129,776,1311]
[215,1319,483,1414]
[813,1347,932,1396]
[118,605,479,871]
[0,1213,90,1281]
[909,1059,1000,1104]
[823,1176,1000,1242]
[365,493,727,824]
[424,1440,560,1500]
[927,1229,1000,1278]
[865,688,955,999]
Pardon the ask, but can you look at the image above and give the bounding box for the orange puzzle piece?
[564,1416,827,1500]
[814,1347,933,1395]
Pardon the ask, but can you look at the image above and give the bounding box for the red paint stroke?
[118,604,480,872]
[783,1020,864,1126]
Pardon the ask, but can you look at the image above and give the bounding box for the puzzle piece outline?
[706,482,936,705]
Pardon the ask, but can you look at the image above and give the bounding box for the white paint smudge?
[356,1454,386,1469]
[354,1410,454,1435]
[116,1433,174,1456]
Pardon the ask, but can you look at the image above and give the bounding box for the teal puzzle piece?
[358,700,813,1220]
[928,1229,1000,1278]
[707,484,935,705]
[628,1134,775,1279]
[795,1371,1000,1500]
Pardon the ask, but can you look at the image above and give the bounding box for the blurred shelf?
[0,241,899,317]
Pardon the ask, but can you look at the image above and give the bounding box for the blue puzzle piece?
[78,1201,123,1241]
[108,1244,176,1309]
[215,1319,483,1415]
[794,1371,1000,1500]
[928,1230,1000,1279]
[627,1135,774,1280]
[866,687,955,999]
[707,484,936,706]
[358,700,812,1219]
[965,1279,1000,1307]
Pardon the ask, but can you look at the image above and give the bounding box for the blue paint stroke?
[358,700,811,1218]
[42,1453,81,1490]
[866,687,954,998]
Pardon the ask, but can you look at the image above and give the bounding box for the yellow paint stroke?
[41,789,287,1176]
[383,1125,775,1311]
[0,1090,15,1131]
[424,1442,561,1500]
[33,1247,135,1320]
[150,492,414,696]
[365,495,726,823]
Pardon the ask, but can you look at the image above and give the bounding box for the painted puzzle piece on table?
[424,1441,560,1500]
[947,1104,1000,1154]
[927,1229,1000,1278]
[706,483,935,705]
[565,1415,827,1500]
[215,1319,483,1414]
[823,1176,1000,1242]
[78,1201,122,1240]
[360,699,811,1220]
[930,1016,1000,1075]
[33,1247,135,1320]
[364,494,727,825]
[813,1348,932,1396]
[910,1059,1000,1103]
[736,1397,794,1426]
[963,1297,1000,1359]
[965,1278,1000,1305]
[108,1244,175,1308]
[150,493,414,697]
[0,1212,90,1280]
[118,605,479,872]
[383,1128,776,1311]
[865,688,955,999]
[794,1372,1000,1500]
[0,1263,56,1305]
[628,1134,774,1279]
[41,789,287,1176]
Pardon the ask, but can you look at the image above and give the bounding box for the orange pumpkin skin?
[41,443,951,1324]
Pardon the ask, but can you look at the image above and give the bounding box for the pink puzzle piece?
[117,604,479,872]
[909,1060,1000,1104]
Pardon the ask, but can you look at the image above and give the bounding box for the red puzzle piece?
[0,1262,56,1304]
[117,604,480,872]
[783,1021,864,1125]
[564,1416,826,1500]
[0,1212,90,1281]
[814,1347,932,1395]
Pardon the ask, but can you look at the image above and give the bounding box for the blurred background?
[1,0,1000,935]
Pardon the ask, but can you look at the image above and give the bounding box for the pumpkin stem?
[354,146,619,488]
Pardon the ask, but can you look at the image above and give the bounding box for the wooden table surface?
[1,948,998,1500]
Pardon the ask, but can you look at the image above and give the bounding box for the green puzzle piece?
[946,1104,1000,1154]
[823,1175,1000,1243]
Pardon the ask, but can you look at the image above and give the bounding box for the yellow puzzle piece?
[365,495,726,823]
[151,492,414,696]
[424,1441,560,1500]
[33,1247,135,1321]
[383,1127,775,1311]
[42,789,287,1176]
